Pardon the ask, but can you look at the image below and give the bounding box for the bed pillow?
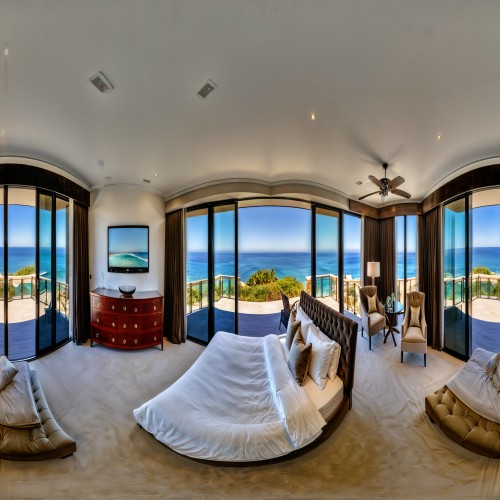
[285,320,301,351]
[296,306,314,338]
[485,353,500,392]
[308,323,342,382]
[0,356,18,391]
[287,329,312,386]
[409,306,421,328]
[306,326,336,390]
[367,294,378,313]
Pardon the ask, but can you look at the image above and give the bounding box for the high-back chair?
[401,291,427,366]
[359,286,386,350]
[279,290,291,331]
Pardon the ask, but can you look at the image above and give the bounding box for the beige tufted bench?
[425,386,500,458]
[0,369,76,461]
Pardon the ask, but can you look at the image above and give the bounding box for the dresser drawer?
[142,299,163,314]
[142,313,163,330]
[141,332,162,347]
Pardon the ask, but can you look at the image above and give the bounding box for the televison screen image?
[108,226,149,273]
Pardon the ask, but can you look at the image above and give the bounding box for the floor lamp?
[367,262,380,286]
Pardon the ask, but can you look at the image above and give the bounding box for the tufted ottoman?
[425,386,500,458]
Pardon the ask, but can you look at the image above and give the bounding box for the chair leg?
[401,351,403,363]
[424,354,427,367]
[369,336,372,350]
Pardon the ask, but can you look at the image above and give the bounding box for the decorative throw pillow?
[367,294,378,314]
[0,356,18,391]
[285,320,301,351]
[306,325,336,390]
[485,353,500,392]
[287,329,312,386]
[409,306,421,328]
[308,324,342,382]
[296,306,314,338]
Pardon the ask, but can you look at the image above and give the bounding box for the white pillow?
[309,324,342,382]
[0,356,18,391]
[296,306,314,339]
[306,325,336,390]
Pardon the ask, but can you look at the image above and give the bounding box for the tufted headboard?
[299,291,358,408]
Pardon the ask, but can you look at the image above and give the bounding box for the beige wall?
[89,186,165,293]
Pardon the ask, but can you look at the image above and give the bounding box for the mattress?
[279,334,344,420]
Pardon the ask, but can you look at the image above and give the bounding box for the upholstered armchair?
[401,291,427,366]
[359,286,386,350]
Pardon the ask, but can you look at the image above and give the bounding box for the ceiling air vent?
[197,79,217,99]
[89,71,114,93]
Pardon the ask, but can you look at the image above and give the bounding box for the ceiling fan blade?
[368,175,384,189]
[391,188,411,199]
[358,191,381,201]
[388,176,405,190]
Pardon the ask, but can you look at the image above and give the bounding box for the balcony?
[0,275,70,360]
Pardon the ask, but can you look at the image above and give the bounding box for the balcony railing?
[444,274,500,307]
[0,275,69,318]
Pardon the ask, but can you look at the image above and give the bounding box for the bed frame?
[148,291,359,466]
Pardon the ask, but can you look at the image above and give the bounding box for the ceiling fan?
[358,162,411,200]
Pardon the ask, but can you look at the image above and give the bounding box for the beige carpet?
[0,333,499,499]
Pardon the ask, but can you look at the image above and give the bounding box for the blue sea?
[189,247,500,284]
[0,247,67,282]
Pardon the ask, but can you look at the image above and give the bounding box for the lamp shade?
[367,262,380,278]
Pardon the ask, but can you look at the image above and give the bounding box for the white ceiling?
[2,0,500,206]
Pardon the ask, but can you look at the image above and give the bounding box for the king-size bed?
[134,292,358,464]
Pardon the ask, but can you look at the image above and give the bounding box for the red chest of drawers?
[90,288,163,350]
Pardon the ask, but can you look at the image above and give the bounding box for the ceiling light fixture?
[310,113,316,121]
[436,133,443,141]
[154,173,158,177]
[89,71,114,93]
[3,47,8,57]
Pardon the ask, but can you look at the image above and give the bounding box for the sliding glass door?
[343,213,361,316]
[395,215,418,308]
[443,196,471,359]
[0,187,70,360]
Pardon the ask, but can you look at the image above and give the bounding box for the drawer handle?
[112,322,116,328]
[134,339,138,345]
[97,302,100,308]
[134,307,138,312]
[112,305,115,310]
[123,339,127,344]
[95,332,99,338]
[154,306,157,311]
[154,321,157,326]
[123,306,127,311]
[96,318,100,323]
[154,336,157,342]
[123,324,127,329]
[134,324,138,329]
[112,337,115,343]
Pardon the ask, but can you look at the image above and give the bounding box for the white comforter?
[134,331,326,461]
[446,348,500,424]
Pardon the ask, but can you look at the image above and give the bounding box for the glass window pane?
[0,189,4,355]
[395,216,405,303]
[55,198,70,344]
[186,208,209,343]
[214,205,236,335]
[406,215,418,296]
[343,214,361,317]
[316,208,339,311]
[8,188,36,360]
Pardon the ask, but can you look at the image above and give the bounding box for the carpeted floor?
[0,332,498,499]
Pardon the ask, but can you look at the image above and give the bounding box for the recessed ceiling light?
[310,113,316,121]
[436,133,443,141]
[3,47,8,57]
[154,173,158,177]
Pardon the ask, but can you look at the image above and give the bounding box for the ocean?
[189,247,500,284]
[109,252,149,269]
[0,247,67,282]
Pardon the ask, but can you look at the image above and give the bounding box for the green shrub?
[239,276,304,302]
[246,268,278,286]
[472,266,493,275]
[186,288,201,307]
[0,279,15,301]
[14,265,36,276]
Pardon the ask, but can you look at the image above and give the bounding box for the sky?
[187,206,361,252]
[0,205,67,247]
[108,226,148,253]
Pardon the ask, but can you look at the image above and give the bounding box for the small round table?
[384,300,404,346]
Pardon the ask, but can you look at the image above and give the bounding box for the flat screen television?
[108,226,149,273]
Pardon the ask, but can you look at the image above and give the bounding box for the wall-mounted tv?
[108,226,149,273]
